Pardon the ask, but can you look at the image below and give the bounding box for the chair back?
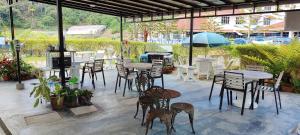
[274,71,284,89]
[116,64,126,77]
[93,59,104,71]
[246,65,264,71]
[224,71,245,91]
[152,59,163,65]
[135,74,152,96]
[150,64,163,77]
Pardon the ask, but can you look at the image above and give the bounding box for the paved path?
[0,70,300,135]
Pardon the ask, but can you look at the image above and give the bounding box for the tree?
[202,17,221,32]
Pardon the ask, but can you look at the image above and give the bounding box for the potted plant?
[64,88,79,108]
[69,76,79,89]
[30,78,51,107]
[50,84,66,110]
[78,90,93,106]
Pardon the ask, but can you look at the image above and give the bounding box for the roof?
[66,25,106,35]
[9,0,300,22]
[258,22,284,31]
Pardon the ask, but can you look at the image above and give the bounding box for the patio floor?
[0,69,300,135]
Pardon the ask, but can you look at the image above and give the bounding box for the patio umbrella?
[181,32,230,57]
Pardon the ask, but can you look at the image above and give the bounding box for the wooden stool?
[171,102,195,134]
[145,108,173,135]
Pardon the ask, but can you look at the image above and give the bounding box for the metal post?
[188,9,194,66]
[9,0,14,40]
[120,16,124,60]
[56,0,66,87]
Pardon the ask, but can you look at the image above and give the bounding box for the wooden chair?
[219,71,255,115]
[255,71,284,114]
[81,62,96,89]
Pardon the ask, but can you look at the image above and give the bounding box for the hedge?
[19,38,164,61]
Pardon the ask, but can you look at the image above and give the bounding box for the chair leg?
[262,91,265,100]
[123,79,128,97]
[241,89,247,115]
[209,76,216,101]
[81,67,85,87]
[256,89,260,103]
[141,105,148,126]
[230,91,233,105]
[188,113,195,134]
[161,76,164,89]
[119,76,121,87]
[94,72,98,80]
[134,101,139,119]
[226,89,230,105]
[219,84,225,110]
[102,71,106,86]
[277,90,282,109]
[273,88,279,114]
[91,69,95,89]
[114,75,119,93]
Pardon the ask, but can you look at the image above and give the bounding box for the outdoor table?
[227,70,273,108]
[146,88,181,108]
[124,63,152,71]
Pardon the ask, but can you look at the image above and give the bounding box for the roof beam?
[174,0,204,8]
[30,0,126,16]
[197,0,214,6]
[64,0,142,15]
[87,0,156,13]
[153,0,189,9]
[127,0,177,10]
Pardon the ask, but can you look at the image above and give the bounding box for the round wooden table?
[124,63,152,71]
[146,88,181,108]
[227,70,273,108]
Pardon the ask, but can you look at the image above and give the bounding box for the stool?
[145,108,173,135]
[171,102,195,134]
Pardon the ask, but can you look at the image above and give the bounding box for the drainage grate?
[0,118,12,135]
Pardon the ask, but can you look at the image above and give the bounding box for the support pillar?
[9,0,15,41]
[120,16,124,60]
[56,0,66,87]
[188,9,194,66]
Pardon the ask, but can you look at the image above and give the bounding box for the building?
[66,25,106,38]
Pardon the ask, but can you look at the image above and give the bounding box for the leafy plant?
[30,77,51,107]
[69,76,79,85]
[51,83,66,105]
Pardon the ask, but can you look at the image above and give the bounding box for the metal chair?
[93,59,106,86]
[255,71,284,114]
[81,62,95,89]
[149,64,164,88]
[134,73,153,125]
[114,64,137,96]
[209,60,234,101]
[219,71,254,115]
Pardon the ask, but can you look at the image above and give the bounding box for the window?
[221,16,230,24]
[263,18,271,25]
[235,16,244,24]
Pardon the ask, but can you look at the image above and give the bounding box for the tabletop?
[124,63,153,70]
[228,70,273,80]
[195,57,216,62]
[146,88,181,99]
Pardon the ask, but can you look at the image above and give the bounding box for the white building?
[66,25,106,38]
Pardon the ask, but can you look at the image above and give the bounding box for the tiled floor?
[0,70,300,135]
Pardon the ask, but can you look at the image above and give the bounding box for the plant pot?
[70,83,79,89]
[78,96,92,106]
[50,95,64,110]
[64,96,78,108]
[280,83,294,93]
[2,76,10,81]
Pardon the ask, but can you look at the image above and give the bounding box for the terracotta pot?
[64,96,78,108]
[2,76,10,81]
[50,95,64,110]
[280,83,294,93]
